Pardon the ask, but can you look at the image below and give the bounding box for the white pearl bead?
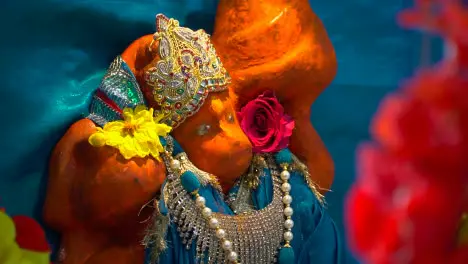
[281,182,291,192]
[284,207,293,217]
[282,195,292,205]
[284,231,294,241]
[284,219,294,229]
[216,228,226,239]
[195,196,206,207]
[209,218,220,229]
[227,251,238,261]
[280,170,290,181]
[222,240,233,251]
[170,159,181,170]
[202,207,212,218]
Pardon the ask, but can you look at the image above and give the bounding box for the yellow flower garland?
[88,105,172,160]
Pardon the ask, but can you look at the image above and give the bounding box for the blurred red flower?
[346,1,468,263]
[371,85,466,173]
[348,144,465,262]
[398,1,468,67]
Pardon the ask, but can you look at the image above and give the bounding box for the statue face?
[171,90,253,190]
[123,25,253,190]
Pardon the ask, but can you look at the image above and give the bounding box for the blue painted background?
[312,1,419,262]
[0,0,431,263]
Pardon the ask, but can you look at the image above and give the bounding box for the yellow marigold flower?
[88,105,172,160]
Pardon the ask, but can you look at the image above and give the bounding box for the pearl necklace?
[164,147,296,264]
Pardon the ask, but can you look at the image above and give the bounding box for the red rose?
[237,91,295,153]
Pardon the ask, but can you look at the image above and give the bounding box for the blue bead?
[172,139,184,156]
[180,171,200,193]
[275,149,293,165]
[159,136,167,147]
[278,246,295,264]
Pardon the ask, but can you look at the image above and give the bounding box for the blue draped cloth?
[146,166,342,264]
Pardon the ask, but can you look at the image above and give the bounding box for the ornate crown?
[145,14,231,128]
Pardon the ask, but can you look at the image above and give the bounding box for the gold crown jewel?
[145,14,231,128]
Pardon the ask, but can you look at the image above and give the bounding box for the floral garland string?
[346,1,468,263]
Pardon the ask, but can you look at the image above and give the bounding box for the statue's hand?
[44,118,166,236]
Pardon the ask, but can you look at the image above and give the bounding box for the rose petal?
[277,135,290,151]
[254,111,268,131]
[257,98,276,115]
[239,103,258,131]
[264,96,285,116]
[282,115,295,136]
[252,129,276,153]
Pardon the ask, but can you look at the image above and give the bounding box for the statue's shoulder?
[46,117,166,228]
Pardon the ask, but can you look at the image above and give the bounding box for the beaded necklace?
[161,137,296,264]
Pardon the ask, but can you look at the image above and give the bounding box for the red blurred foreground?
[346,1,468,263]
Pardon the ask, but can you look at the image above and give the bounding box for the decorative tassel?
[180,171,201,193]
[278,245,295,264]
[244,155,267,189]
[143,200,170,263]
[275,149,293,165]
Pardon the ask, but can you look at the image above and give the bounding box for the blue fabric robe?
[146,166,342,264]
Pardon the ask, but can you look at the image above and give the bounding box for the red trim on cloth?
[96,90,123,114]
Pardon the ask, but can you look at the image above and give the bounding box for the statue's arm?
[43,118,166,263]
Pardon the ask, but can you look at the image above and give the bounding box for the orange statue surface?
[43,0,337,263]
